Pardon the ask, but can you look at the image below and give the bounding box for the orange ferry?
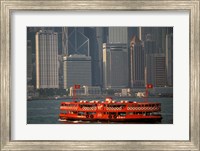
[59,97,162,122]
[59,84,162,122]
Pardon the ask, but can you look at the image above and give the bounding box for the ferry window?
[138,105,140,107]
[78,112,85,115]
[119,112,126,116]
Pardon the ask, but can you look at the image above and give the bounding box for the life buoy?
[90,115,94,119]
[86,115,89,118]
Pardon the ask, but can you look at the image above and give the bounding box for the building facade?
[145,53,167,87]
[108,27,128,44]
[103,43,129,89]
[166,33,173,86]
[63,54,92,89]
[27,40,32,82]
[35,30,59,89]
[130,36,145,88]
[67,27,89,56]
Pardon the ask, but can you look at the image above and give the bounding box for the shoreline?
[27,95,173,101]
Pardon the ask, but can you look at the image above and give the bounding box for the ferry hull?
[59,114,162,123]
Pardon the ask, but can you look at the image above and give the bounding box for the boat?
[59,84,162,123]
[59,97,162,122]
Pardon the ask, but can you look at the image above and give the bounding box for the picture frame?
[0,0,199,150]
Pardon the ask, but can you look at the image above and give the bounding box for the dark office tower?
[130,36,145,88]
[35,30,59,89]
[154,27,168,53]
[27,40,32,82]
[166,33,173,86]
[103,27,108,43]
[142,27,169,53]
[68,27,89,56]
[62,27,68,55]
[96,27,104,87]
[144,34,157,54]
[84,27,102,86]
[145,53,166,87]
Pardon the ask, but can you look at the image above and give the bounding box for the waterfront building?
[35,30,59,89]
[69,87,85,96]
[69,86,101,96]
[63,54,92,89]
[121,88,131,97]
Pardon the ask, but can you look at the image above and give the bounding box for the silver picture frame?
[0,0,199,150]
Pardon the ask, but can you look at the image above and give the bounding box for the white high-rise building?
[63,54,92,89]
[35,30,59,89]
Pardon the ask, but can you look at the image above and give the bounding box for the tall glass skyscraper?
[130,36,145,88]
[103,27,129,89]
[103,43,129,89]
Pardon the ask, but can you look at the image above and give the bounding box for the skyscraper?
[145,53,166,87]
[108,27,128,44]
[63,54,92,89]
[62,27,68,55]
[35,30,59,89]
[130,36,145,88]
[67,27,89,56]
[27,40,32,82]
[166,33,173,86]
[144,34,157,54]
[103,27,129,89]
[84,27,102,86]
[103,43,129,89]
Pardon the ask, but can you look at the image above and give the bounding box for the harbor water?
[27,97,173,124]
